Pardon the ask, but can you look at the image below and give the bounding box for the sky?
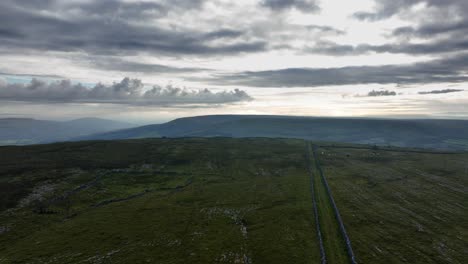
[1,0,468,124]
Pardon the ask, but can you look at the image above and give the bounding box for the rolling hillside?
[81,115,468,150]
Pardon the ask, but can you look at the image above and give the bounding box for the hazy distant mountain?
[79,115,468,150]
[0,117,134,145]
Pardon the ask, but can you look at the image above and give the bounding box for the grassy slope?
[0,138,320,263]
[317,146,468,264]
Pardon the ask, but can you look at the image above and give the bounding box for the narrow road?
[308,142,358,264]
[306,143,327,264]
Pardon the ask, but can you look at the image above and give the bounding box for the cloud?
[89,57,209,73]
[365,90,397,97]
[205,53,468,87]
[305,1,468,58]
[260,0,320,12]
[352,0,468,21]
[418,89,464,95]
[349,0,468,56]
[0,0,265,57]
[352,12,380,21]
[392,20,468,38]
[304,38,468,56]
[350,90,399,97]
[14,0,204,20]
[203,29,245,40]
[0,71,65,79]
[305,25,345,35]
[0,77,253,106]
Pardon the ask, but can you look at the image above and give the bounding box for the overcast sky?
[1,0,467,123]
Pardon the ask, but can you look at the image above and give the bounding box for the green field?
[316,145,468,264]
[307,144,351,264]
[0,138,466,263]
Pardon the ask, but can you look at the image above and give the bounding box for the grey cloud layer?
[0,0,265,56]
[307,0,468,57]
[392,20,468,39]
[260,0,319,12]
[1,0,468,91]
[2,0,467,59]
[305,38,468,56]
[89,57,209,73]
[308,0,468,57]
[0,0,349,60]
[353,0,468,21]
[207,54,468,87]
[0,78,252,105]
[71,0,204,19]
[418,89,464,95]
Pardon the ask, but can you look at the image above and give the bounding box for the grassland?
[316,145,468,264]
[0,138,320,263]
[307,144,350,264]
[0,138,466,263]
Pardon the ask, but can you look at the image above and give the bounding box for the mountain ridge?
[77,115,468,150]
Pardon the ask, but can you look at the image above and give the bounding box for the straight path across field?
[307,142,357,264]
[305,143,327,264]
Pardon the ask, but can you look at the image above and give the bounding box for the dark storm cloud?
[260,0,319,12]
[418,89,464,95]
[0,0,265,56]
[0,77,253,105]
[206,54,468,87]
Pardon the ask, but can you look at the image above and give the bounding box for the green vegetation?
[0,138,466,263]
[317,145,468,264]
[0,138,320,263]
[307,144,350,264]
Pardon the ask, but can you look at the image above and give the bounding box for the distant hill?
[79,115,468,150]
[0,117,135,145]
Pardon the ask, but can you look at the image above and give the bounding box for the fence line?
[306,143,327,264]
[312,144,358,264]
